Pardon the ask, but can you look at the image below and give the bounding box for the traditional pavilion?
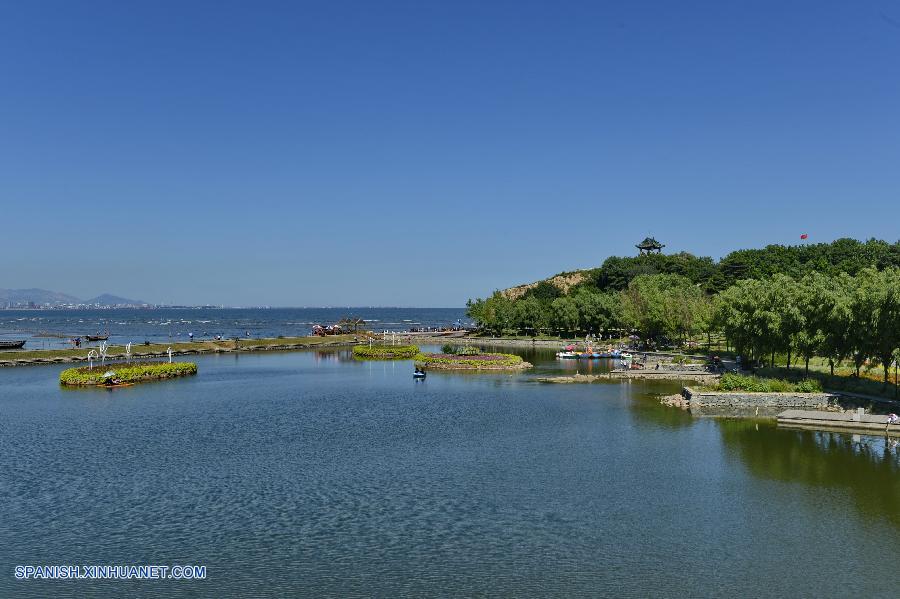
[636,236,665,255]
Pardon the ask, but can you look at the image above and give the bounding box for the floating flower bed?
[414,352,531,370]
[60,362,197,386]
[352,345,419,360]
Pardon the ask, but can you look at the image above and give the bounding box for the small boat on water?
[0,340,26,349]
[85,334,109,342]
[413,369,427,379]
[555,351,579,359]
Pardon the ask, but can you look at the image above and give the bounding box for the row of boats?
[555,345,632,360]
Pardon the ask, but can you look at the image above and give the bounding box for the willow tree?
[620,273,699,343]
[819,273,854,378]
[717,278,767,364]
[514,296,547,335]
[550,296,580,336]
[793,272,829,375]
[854,268,900,383]
[763,274,801,368]
[572,289,621,337]
[466,291,515,335]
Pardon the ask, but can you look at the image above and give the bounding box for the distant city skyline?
[3,2,899,306]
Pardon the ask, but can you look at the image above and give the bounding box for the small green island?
[415,345,531,371]
[352,344,420,359]
[60,362,198,386]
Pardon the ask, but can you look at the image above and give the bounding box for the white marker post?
[125,342,132,363]
[99,341,109,365]
[87,350,97,370]
[167,347,173,363]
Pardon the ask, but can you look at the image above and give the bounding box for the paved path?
[824,388,900,407]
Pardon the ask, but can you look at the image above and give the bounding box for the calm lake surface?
[2,345,899,598]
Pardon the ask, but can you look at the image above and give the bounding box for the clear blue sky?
[2,1,899,306]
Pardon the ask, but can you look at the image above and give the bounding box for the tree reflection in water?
[718,419,900,527]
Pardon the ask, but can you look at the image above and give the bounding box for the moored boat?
[0,339,26,349]
[85,334,109,342]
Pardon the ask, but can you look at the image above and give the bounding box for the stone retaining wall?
[682,386,839,410]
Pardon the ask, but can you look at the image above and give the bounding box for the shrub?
[441,344,456,354]
[457,345,481,356]
[718,373,822,393]
[794,378,823,393]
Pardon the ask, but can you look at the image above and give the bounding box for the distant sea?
[0,307,469,350]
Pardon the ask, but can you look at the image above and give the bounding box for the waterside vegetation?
[714,373,822,393]
[467,238,900,390]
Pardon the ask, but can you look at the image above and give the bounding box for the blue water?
[0,307,470,349]
[1,346,898,597]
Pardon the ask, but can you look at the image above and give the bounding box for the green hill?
[500,237,900,300]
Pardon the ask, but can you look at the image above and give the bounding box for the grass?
[0,334,362,362]
[752,365,900,401]
[352,344,419,359]
[60,361,197,386]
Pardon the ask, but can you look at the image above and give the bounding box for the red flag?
[800,234,808,240]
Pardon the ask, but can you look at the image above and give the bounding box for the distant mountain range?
[0,288,149,307]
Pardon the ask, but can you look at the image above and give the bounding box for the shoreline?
[407,335,717,358]
[537,370,721,384]
[0,335,363,367]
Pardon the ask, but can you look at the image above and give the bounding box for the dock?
[777,409,900,436]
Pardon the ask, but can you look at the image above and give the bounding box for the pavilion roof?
[636,237,665,249]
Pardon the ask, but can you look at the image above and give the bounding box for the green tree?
[793,273,828,374]
[853,268,900,383]
[621,273,694,342]
[514,296,547,334]
[572,289,621,336]
[717,279,767,364]
[819,273,854,378]
[550,297,579,336]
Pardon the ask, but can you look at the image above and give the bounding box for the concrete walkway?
[778,409,900,436]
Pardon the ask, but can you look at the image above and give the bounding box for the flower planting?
[352,345,419,360]
[60,362,197,386]
[414,352,531,370]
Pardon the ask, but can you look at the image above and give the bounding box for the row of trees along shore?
[466,238,900,383]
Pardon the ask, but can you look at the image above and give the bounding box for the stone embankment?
[0,336,362,367]
[681,386,839,410]
[663,386,899,421]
